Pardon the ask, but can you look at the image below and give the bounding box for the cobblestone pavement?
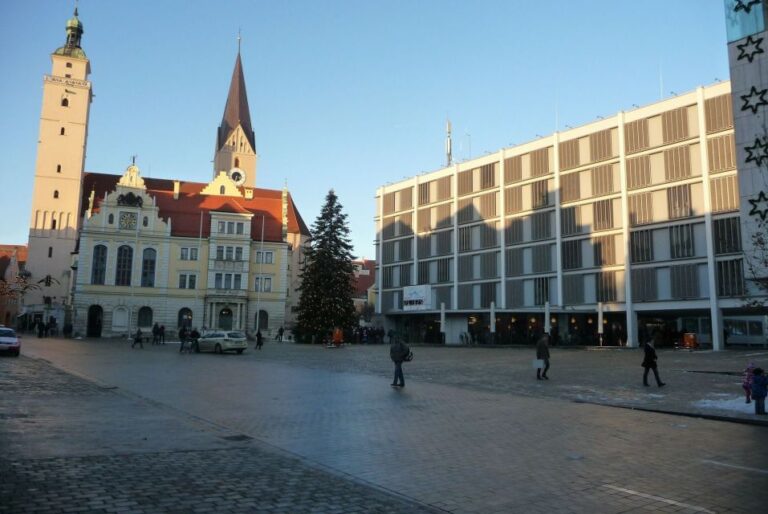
[0,357,438,514]
[6,338,768,513]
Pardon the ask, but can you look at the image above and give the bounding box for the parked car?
[0,327,21,356]
[195,331,247,354]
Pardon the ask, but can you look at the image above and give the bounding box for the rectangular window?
[458,226,472,252]
[434,204,452,228]
[479,192,497,219]
[458,169,473,196]
[667,184,692,220]
[218,221,226,233]
[562,240,582,270]
[671,264,699,299]
[592,199,614,231]
[504,156,522,183]
[592,235,615,266]
[215,273,223,289]
[417,208,431,233]
[234,247,242,261]
[399,264,412,287]
[382,242,395,264]
[713,217,741,255]
[458,255,473,281]
[417,235,431,259]
[224,274,232,289]
[190,247,198,260]
[591,164,614,196]
[662,107,689,143]
[437,258,451,283]
[188,274,196,289]
[436,177,451,201]
[227,222,235,234]
[418,261,430,284]
[436,230,452,255]
[710,175,739,213]
[707,134,736,173]
[629,192,653,226]
[630,230,654,263]
[631,268,657,301]
[669,224,695,259]
[530,212,551,240]
[236,222,244,235]
[505,186,523,214]
[506,280,524,308]
[263,277,272,292]
[563,274,583,305]
[559,139,580,171]
[382,267,394,288]
[180,248,189,260]
[530,148,550,176]
[560,173,580,203]
[596,271,617,302]
[457,198,476,224]
[534,277,549,306]
[664,146,691,181]
[225,246,234,260]
[717,259,744,297]
[480,222,498,248]
[480,282,496,309]
[561,206,581,236]
[480,163,496,189]
[625,119,649,154]
[626,155,651,189]
[589,129,613,162]
[216,246,224,260]
[256,251,274,264]
[481,252,498,279]
[505,248,524,277]
[418,183,430,205]
[530,179,549,209]
[532,245,551,273]
[398,239,412,261]
[234,274,242,290]
[705,94,733,134]
[382,192,396,215]
[505,219,523,245]
[178,274,187,289]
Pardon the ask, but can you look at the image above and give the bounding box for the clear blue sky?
[1,0,730,259]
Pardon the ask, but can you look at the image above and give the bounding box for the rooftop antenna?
[131,154,137,165]
[445,118,453,167]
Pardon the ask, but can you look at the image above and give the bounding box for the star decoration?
[745,138,768,166]
[741,85,768,113]
[749,191,768,220]
[737,35,764,63]
[734,0,761,14]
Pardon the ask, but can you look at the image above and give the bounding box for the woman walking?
[536,333,550,380]
[642,333,666,387]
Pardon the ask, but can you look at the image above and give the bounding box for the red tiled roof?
[81,173,310,241]
[352,259,376,298]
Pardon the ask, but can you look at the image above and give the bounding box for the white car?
[0,327,21,357]
[195,331,247,354]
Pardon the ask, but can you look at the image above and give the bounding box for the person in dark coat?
[256,330,263,350]
[536,333,551,380]
[751,367,767,415]
[132,328,143,349]
[152,323,160,344]
[389,337,410,387]
[642,333,665,387]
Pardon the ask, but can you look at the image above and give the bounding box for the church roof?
[217,53,256,151]
[81,173,310,242]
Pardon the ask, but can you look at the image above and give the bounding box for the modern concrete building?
[375,77,765,349]
[24,8,310,337]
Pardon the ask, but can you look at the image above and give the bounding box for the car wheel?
[236,349,244,354]
[215,343,223,354]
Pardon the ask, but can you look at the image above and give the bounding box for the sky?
[1,0,731,259]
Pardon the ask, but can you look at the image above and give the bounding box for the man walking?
[277,326,284,342]
[132,328,144,349]
[536,333,550,380]
[642,333,666,387]
[389,334,410,387]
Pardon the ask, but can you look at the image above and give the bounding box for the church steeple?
[214,48,258,187]
[54,6,86,59]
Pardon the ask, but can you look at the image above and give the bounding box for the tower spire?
[217,52,255,151]
[54,2,86,58]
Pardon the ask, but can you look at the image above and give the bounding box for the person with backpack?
[389,334,410,388]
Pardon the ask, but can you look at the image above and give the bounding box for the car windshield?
[0,328,16,337]
[227,332,245,338]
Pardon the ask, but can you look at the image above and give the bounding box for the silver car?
[195,331,247,354]
[0,327,21,356]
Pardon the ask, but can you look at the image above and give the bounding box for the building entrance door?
[219,308,233,330]
[87,305,103,338]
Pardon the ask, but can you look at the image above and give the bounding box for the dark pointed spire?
[217,52,255,151]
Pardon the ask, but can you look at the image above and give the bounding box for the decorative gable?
[200,171,244,197]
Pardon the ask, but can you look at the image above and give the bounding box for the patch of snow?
[692,396,755,414]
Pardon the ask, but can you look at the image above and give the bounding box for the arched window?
[56,164,62,173]
[137,306,153,327]
[234,157,240,168]
[61,98,69,107]
[51,218,57,230]
[91,245,107,285]
[53,190,59,199]
[60,127,65,135]
[108,214,114,224]
[178,308,193,329]
[141,248,156,287]
[220,185,226,195]
[115,245,133,286]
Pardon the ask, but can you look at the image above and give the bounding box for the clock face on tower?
[119,211,137,230]
[228,167,246,186]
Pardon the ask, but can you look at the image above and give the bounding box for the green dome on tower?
[54,7,86,59]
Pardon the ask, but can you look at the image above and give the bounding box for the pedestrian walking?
[132,328,144,349]
[152,323,160,344]
[743,362,756,404]
[277,326,284,342]
[751,367,767,415]
[642,333,666,387]
[536,333,550,380]
[160,325,166,344]
[256,330,263,350]
[389,335,410,387]
[178,326,188,353]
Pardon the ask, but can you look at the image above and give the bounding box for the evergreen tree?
[296,189,356,342]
